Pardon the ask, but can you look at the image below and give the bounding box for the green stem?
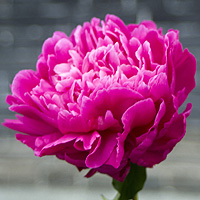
[133,194,138,200]
[112,163,146,200]
[113,192,138,200]
[113,193,120,200]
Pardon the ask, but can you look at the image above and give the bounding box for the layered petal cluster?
[3,15,196,181]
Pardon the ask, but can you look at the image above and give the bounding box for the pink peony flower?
[3,14,196,181]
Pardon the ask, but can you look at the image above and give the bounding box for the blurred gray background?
[0,0,200,199]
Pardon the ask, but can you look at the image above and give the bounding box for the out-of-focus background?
[0,0,200,199]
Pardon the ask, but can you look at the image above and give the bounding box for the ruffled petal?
[86,130,117,168]
[11,70,39,103]
[16,132,62,156]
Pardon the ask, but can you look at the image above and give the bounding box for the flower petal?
[11,70,39,103]
[122,98,156,138]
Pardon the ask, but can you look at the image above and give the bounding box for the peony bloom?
[3,14,196,182]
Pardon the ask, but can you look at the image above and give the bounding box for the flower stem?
[112,163,146,200]
[133,194,138,200]
[113,192,138,200]
[113,193,120,200]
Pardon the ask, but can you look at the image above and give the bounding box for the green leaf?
[112,163,146,200]
[101,194,109,200]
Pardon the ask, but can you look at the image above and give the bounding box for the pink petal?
[42,38,56,60]
[122,98,156,138]
[97,110,121,131]
[36,57,48,80]
[54,63,71,74]
[3,115,57,136]
[85,29,95,51]
[40,133,78,156]
[107,46,120,71]
[6,94,23,105]
[11,70,39,103]
[42,31,67,60]
[148,72,170,101]
[129,37,140,65]
[140,20,157,30]
[87,155,130,182]
[100,88,144,119]
[105,14,129,38]
[81,88,144,121]
[74,131,100,151]
[69,50,83,69]
[54,38,73,62]
[146,30,165,64]
[85,130,117,168]
[58,110,93,134]
[173,45,196,105]
[62,151,88,168]
[16,132,61,156]
[133,103,192,167]
[105,135,124,168]
[131,24,149,43]
[9,104,57,128]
